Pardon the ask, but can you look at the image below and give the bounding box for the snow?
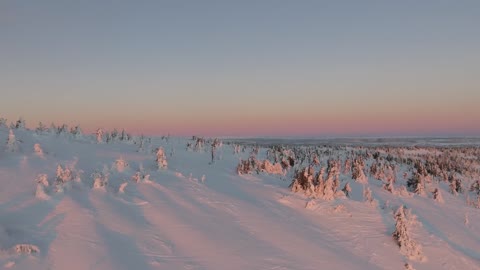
[0,126,479,270]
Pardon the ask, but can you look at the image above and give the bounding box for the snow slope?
[0,127,479,270]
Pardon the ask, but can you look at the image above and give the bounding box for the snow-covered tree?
[210,138,221,164]
[70,125,83,138]
[34,143,44,158]
[156,147,168,169]
[342,182,351,198]
[383,176,395,194]
[363,186,375,205]
[111,128,119,142]
[289,167,314,195]
[323,173,335,201]
[0,117,7,128]
[343,158,352,174]
[392,205,424,261]
[449,177,458,196]
[57,124,69,135]
[432,188,444,203]
[314,167,325,197]
[96,128,104,143]
[407,172,426,196]
[92,172,108,189]
[137,135,146,152]
[352,157,368,184]
[56,164,73,184]
[5,129,19,152]
[35,122,48,134]
[15,117,26,129]
[470,180,480,194]
[115,157,129,172]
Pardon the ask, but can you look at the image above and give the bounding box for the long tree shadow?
[96,223,152,270]
[0,194,64,260]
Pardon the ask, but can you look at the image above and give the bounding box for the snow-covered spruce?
[352,157,368,184]
[363,186,376,206]
[35,175,50,200]
[96,128,104,143]
[156,147,168,169]
[392,205,424,261]
[432,188,444,203]
[5,129,19,153]
[33,143,44,158]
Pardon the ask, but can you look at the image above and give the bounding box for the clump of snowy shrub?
[289,161,343,200]
[11,244,40,254]
[236,157,259,175]
[260,160,285,175]
[132,171,151,183]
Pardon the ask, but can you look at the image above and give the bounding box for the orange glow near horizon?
[6,99,479,137]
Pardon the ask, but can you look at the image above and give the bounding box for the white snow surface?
[0,127,479,270]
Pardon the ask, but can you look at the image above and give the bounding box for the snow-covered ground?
[0,125,479,270]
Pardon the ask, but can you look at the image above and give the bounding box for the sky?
[1,1,479,137]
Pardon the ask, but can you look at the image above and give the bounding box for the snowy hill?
[0,125,479,270]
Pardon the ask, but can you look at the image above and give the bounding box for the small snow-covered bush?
[132,171,151,183]
[12,244,40,254]
[92,172,108,189]
[305,199,316,209]
[118,182,128,193]
[35,183,50,200]
[115,157,129,172]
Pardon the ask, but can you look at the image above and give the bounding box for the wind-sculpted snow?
[0,126,480,269]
